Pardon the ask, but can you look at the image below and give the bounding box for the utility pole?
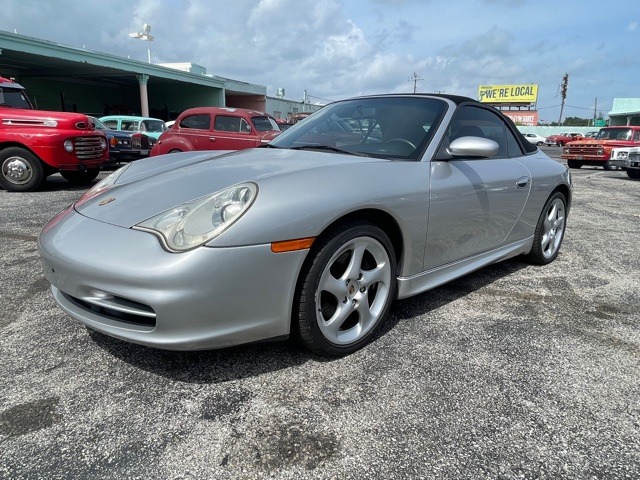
[558,73,568,125]
[409,72,423,93]
[593,97,597,126]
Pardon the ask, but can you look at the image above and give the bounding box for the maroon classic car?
[151,107,281,156]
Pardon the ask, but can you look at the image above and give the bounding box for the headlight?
[100,137,108,150]
[63,139,74,153]
[562,147,569,155]
[134,182,258,252]
[614,151,628,160]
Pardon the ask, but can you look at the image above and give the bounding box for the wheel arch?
[0,141,43,162]
[550,183,571,212]
[310,208,404,267]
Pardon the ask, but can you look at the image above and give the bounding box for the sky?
[1,0,638,123]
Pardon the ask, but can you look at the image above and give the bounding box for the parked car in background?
[523,133,546,146]
[561,126,640,170]
[89,116,151,163]
[545,134,560,146]
[0,75,108,191]
[608,147,640,179]
[39,93,571,357]
[554,132,584,146]
[99,115,166,140]
[151,107,280,155]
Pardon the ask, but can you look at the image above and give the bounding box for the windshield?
[89,117,108,130]
[141,120,166,133]
[252,116,280,132]
[596,128,632,141]
[269,96,447,160]
[0,86,33,109]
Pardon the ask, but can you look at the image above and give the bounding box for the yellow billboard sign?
[477,84,538,103]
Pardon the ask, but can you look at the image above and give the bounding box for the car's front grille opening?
[63,292,156,328]
[74,136,106,160]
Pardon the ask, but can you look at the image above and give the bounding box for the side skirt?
[396,237,533,300]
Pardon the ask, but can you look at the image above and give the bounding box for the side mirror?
[446,136,499,158]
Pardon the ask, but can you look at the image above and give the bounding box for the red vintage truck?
[0,75,109,191]
[561,126,640,170]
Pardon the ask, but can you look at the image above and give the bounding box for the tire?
[537,141,543,146]
[60,169,100,185]
[567,160,582,169]
[0,147,45,192]
[557,141,564,147]
[627,169,640,180]
[603,161,614,171]
[526,192,567,265]
[295,222,397,356]
[169,149,183,154]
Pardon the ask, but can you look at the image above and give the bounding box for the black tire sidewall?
[296,222,397,356]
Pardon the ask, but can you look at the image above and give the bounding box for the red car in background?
[151,107,281,155]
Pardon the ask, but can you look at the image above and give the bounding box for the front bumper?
[38,207,308,350]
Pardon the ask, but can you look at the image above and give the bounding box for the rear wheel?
[295,222,397,356]
[60,169,100,185]
[557,141,564,147]
[526,192,567,265]
[627,169,640,180]
[567,160,582,169]
[0,147,45,192]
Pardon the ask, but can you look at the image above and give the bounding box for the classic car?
[38,94,571,357]
[89,116,151,163]
[150,107,280,155]
[609,147,640,179]
[99,115,166,140]
[561,126,640,170]
[554,132,584,146]
[522,133,546,146]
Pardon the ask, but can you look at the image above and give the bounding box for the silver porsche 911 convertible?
[38,94,571,356]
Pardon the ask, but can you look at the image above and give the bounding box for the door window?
[449,105,523,158]
[179,114,211,130]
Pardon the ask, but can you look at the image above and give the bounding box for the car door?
[424,105,531,270]
[211,114,258,150]
[174,113,212,151]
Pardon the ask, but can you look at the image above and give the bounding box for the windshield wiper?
[290,145,367,156]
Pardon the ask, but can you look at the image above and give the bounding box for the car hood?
[75,148,386,227]
[0,109,94,129]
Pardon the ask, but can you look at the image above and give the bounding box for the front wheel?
[0,147,45,192]
[295,222,397,356]
[627,169,640,180]
[567,160,582,169]
[60,169,100,185]
[526,192,567,265]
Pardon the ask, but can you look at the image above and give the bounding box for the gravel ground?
[1,148,639,479]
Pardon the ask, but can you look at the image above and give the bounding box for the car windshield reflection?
[269,96,447,160]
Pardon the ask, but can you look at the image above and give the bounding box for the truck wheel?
[627,169,640,180]
[557,141,564,147]
[60,169,100,185]
[603,161,615,171]
[0,147,45,192]
[567,160,582,169]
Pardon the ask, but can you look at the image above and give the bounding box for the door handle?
[516,176,530,188]
[209,137,216,142]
